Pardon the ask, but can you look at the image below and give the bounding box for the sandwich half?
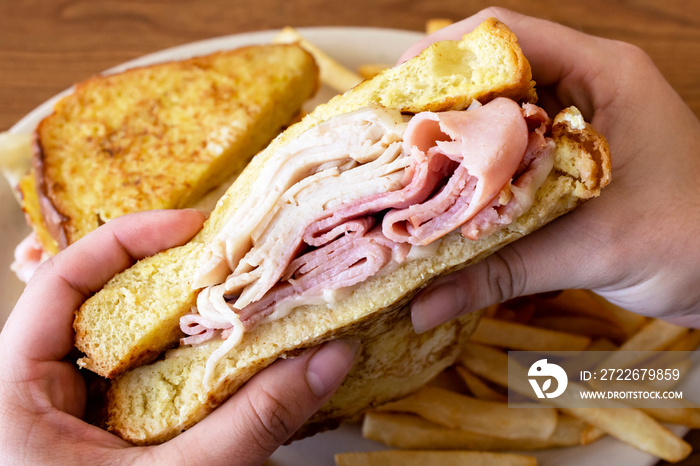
[75,18,611,444]
[15,43,319,259]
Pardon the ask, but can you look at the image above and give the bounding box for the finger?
[411,202,615,333]
[2,210,205,363]
[163,340,360,466]
[398,7,618,121]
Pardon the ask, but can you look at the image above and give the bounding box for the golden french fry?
[620,319,688,351]
[471,317,591,351]
[274,27,363,93]
[588,291,647,337]
[460,343,691,463]
[642,333,699,374]
[361,411,593,451]
[427,366,472,392]
[528,315,626,342]
[455,366,508,402]
[425,18,454,35]
[561,407,691,463]
[642,399,700,428]
[540,289,617,322]
[483,303,500,319]
[580,423,606,445]
[535,290,646,340]
[586,337,618,351]
[594,319,689,373]
[376,386,557,440]
[668,328,700,351]
[357,63,390,80]
[457,342,510,388]
[335,450,537,466]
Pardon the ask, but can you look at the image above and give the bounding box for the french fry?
[369,291,695,463]
[528,315,626,342]
[638,330,700,375]
[641,398,700,428]
[594,319,689,373]
[585,337,618,351]
[618,319,689,351]
[335,450,537,466]
[536,290,647,340]
[668,328,700,351]
[553,337,618,377]
[357,63,390,80]
[274,27,363,93]
[455,366,508,402]
[539,289,618,323]
[483,303,500,319]
[493,299,536,324]
[460,343,692,462]
[427,366,471,392]
[561,407,692,463]
[557,414,606,446]
[457,342,510,388]
[361,411,598,451]
[376,386,557,440]
[425,18,454,35]
[470,317,591,351]
[580,422,606,445]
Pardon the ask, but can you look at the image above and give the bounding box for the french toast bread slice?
[30,43,319,250]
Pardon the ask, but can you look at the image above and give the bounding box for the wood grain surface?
[1,1,698,464]
[1,0,699,131]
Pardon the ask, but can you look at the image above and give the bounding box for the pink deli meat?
[181,99,554,345]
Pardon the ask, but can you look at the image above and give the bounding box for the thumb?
[161,339,360,466]
[411,247,529,333]
[410,202,615,333]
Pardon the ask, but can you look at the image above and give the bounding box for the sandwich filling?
[182,97,555,381]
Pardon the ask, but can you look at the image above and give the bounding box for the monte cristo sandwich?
[73,18,611,444]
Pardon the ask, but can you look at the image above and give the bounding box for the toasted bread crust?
[34,44,318,249]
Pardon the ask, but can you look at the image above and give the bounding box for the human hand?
[0,210,358,465]
[405,8,700,331]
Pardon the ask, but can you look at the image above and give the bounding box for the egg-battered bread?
[24,43,318,251]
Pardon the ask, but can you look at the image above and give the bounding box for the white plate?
[0,27,684,466]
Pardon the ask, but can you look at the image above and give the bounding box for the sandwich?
[74,18,611,444]
[10,43,319,280]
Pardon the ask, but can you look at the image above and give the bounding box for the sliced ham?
[182,99,555,349]
[10,232,47,283]
[461,104,555,239]
[382,97,530,245]
[192,106,408,290]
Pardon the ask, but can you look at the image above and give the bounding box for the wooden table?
[1,0,699,131]
[1,1,698,464]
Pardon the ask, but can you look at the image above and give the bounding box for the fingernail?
[306,340,361,397]
[411,281,467,334]
[183,207,209,217]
